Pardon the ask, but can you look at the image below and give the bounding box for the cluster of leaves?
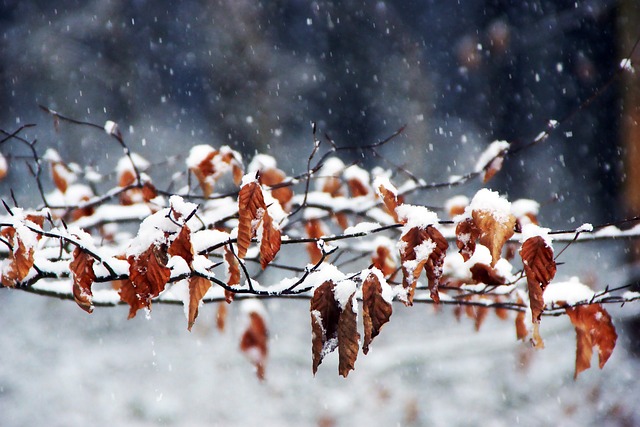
[0,111,633,380]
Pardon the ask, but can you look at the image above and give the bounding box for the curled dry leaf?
[399,226,448,305]
[305,219,326,264]
[115,278,146,319]
[377,183,403,223]
[347,177,369,197]
[1,228,35,287]
[260,167,293,209]
[187,276,212,331]
[224,245,241,303]
[237,180,266,259]
[310,281,340,375]
[520,236,556,323]
[472,209,516,266]
[168,225,194,266]
[469,263,506,287]
[362,271,392,355]
[240,310,269,381]
[455,218,480,262]
[259,211,281,269]
[371,245,396,278]
[338,292,360,377]
[70,247,96,314]
[565,304,617,379]
[127,244,171,317]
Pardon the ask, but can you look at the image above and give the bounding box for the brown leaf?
[52,162,72,193]
[240,311,269,381]
[377,183,402,223]
[469,263,506,287]
[482,154,505,183]
[455,218,480,262]
[472,210,516,266]
[362,271,392,355]
[142,181,158,202]
[515,309,528,341]
[322,176,343,197]
[371,245,396,278]
[565,304,617,379]
[116,278,147,319]
[305,219,326,264]
[520,236,556,323]
[348,178,369,197]
[0,152,7,180]
[399,226,448,305]
[338,292,360,377]
[310,281,340,375]
[127,244,171,316]
[187,276,212,331]
[1,228,35,287]
[216,302,228,331]
[260,168,293,209]
[224,245,240,303]
[191,149,217,197]
[168,225,194,266]
[237,180,266,259]
[70,247,96,314]
[259,211,281,269]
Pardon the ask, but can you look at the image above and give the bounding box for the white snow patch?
[396,204,439,231]
[458,188,512,224]
[543,277,595,305]
[474,140,509,172]
[344,222,381,235]
[520,223,553,248]
[334,279,357,311]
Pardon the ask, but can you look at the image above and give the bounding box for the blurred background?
[2,0,640,426]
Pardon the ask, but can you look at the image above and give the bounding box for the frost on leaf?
[127,244,171,317]
[362,270,393,355]
[237,180,266,259]
[70,247,96,314]
[455,218,480,262]
[338,292,360,377]
[399,225,448,305]
[187,276,212,331]
[240,302,269,381]
[520,236,556,323]
[310,281,340,375]
[565,304,617,379]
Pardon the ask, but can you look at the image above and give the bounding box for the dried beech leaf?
[482,154,504,183]
[142,181,158,202]
[191,150,217,197]
[187,276,212,331]
[338,293,360,377]
[216,302,228,331]
[515,309,528,341]
[260,168,293,209]
[472,210,516,266]
[70,247,96,314]
[168,225,194,266]
[378,184,402,223]
[566,304,617,379]
[310,281,340,375]
[399,226,448,305]
[371,245,396,278]
[455,218,480,262]
[237,181,266,259]
[127,244,171,315]
[469,263,506,287]
[334,212,349,231]
[1,228,35,287]
[473,305,489,331]
[322,176,343,197]
[362,272,392,354]
[520,236,556,322]
[305,219,325,264]
[116,278,147,319]
[224,245,241,303]
[52,162,72,193]
[240,311,269,381]
[259,211,281,269]
[232,163,244,186]
[348,178,369,197]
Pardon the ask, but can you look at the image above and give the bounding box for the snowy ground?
[2,274,639,427]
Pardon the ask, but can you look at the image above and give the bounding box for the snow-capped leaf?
[371,244,396,278]
[472,209,516,266]
[1,228,35,287]
[0,151,7,180]
[362,271,392,354]
[520,236,556,323]
[565,304,617,379]
[455,218,480,262]
[377,182,402,223]
[70,247,96,314]
[310,281,340,375]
